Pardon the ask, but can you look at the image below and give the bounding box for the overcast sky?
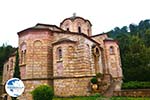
[0,0,150,47]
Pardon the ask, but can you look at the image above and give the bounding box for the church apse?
[2,15,122,99]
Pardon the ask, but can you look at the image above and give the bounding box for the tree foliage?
[108,19,150,82]
[12,49,20,100]
[13,49,21,79]
[0,44,16,75]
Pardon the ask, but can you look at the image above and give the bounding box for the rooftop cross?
[73,13,76,18]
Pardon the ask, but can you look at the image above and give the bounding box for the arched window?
[20,42,27,64]
[93,47,100,56]
[67,28,69,31]
[96,48,99,55]
[57,47,62,60]
[78,26,81,33]
[110,46,114,54]
[24,50,26,63]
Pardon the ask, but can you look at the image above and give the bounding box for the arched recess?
[33,40,42,61]
[32,40,43,78]
[93,46,101,74]
[56,46,63,76]
[99,47,106,74]
[67,46,75,60]
[34,40,42,47]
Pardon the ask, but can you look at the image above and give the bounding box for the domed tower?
[60,14,92,36]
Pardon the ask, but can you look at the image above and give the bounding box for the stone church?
[2,15,122,99]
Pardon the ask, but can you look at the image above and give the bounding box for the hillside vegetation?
[108,19,150,82]
[0,44,16,83]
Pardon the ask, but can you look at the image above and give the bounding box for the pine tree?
[12,49,20,100]
[13,49,20,79]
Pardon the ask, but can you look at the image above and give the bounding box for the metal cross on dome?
[73,13,76,18]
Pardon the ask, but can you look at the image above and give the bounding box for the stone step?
[103,81,118,97]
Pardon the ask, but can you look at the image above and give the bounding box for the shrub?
[91,77,98,84]
[122,81,150,89]
[31,85,54,100]
[96,73,103,78]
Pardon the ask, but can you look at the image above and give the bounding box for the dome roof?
[60,16,92,26]
[60,14,92,36]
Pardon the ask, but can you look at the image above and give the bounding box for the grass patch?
[53,96,150,100]
[54,96,99,100]
[111,97,150,100]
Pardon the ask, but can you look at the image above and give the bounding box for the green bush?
[96,73,103,78]
[31,85,54,100]
[91,77,98,84]
[122,81,150,89]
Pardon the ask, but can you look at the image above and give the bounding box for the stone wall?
[53,32,97,77]
[52,32,116,97]
[104,40,122,78]
[54,77,92,97]
[2,55,16,84]
[19,79,53,100]
[17,30,54,100]
[113,89,150,97]
[18,30,53,79]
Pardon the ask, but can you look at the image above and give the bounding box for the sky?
[0,0,150,47]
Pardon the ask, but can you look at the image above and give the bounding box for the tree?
[108,19,150,82]
[0,44,16,83]
[12,49,20,100]
[144,29,150,47]
[13,49,20,79]
[121,26,128,33]
[129,24,138,33]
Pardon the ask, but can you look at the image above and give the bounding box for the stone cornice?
[22,75,94,81]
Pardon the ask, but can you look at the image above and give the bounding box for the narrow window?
[21,50,23,64]
[78,26,81,33]
[67,28,69,31]
[24,50,26,64]
[87,29,89,35]
[59,49,62,59]
[96,48,99,55]
[20,42,27,64]
[110,46,114,54]
[57,48,62,60]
